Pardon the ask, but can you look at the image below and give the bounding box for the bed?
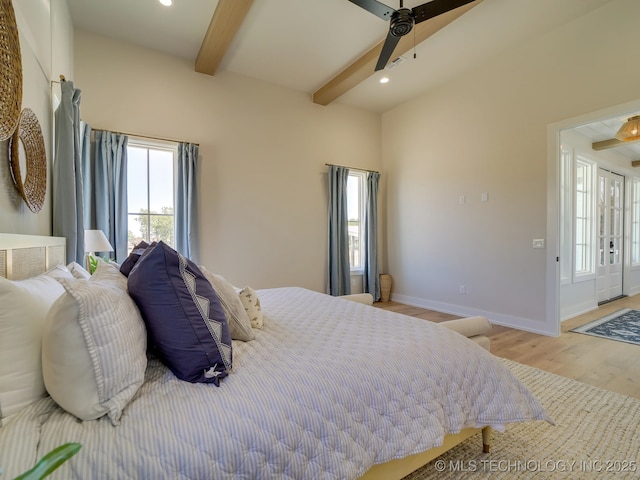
[0,234,551,479]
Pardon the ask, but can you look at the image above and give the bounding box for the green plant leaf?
[13,443,81,480]
[88,255,98,275]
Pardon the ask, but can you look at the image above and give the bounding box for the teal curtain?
[175,143,200,262]
[364,171,381,301]
[81,122,94,229]
[327,165,351,296]
[53,81,86,264]
[90,131,129,264]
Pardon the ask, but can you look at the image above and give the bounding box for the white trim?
[560,300,598,322]
[391,293,558,337]
[546,123,561,336]
[547,99,640,339]
[347,171,366,272]
[573,156,597,282]
[559,146,573,286]
[630,178,640,267]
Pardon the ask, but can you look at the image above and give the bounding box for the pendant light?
[615,115,640,142]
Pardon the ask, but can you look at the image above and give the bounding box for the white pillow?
[67,261,91,280]
[0,268,73,427]
[200,267,254,342]
[42,261,147,425]
[238,287,264,329]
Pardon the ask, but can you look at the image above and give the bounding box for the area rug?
[571,308,640,346]
[402,359,640,479]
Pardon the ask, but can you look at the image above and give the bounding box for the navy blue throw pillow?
[120,241,158,277]
[127,242,232,385]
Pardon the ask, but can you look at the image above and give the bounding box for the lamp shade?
[84,230,113,253]
[615,115,640,142]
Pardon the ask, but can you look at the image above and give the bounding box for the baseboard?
[625,286,640,298]
[560,301,598,322]
[391,293,556,336]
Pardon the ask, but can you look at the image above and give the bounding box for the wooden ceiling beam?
[195,0,253,76]
[593,137,640,151]
[312,0,483,106]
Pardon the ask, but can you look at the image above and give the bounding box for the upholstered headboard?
[0,234,66,280]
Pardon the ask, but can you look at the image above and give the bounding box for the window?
[347,171,365,271]
[574,156,595,279]
[632,178,640,266]
[127,140,177,252]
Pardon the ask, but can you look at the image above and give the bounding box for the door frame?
[547,99,640,336]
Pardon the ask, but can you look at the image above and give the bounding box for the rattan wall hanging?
[9,108,46,213]
[1,0,47,214]
[0,0,22,141]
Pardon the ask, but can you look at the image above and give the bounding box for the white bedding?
[0,287,550,479]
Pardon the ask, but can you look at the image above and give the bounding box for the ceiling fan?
[348,0,476,71]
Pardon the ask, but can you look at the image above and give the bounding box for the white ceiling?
[572,115,640,161]
[67,0,613,113]
[66,0,639,158]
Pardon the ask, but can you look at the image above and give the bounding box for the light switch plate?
[533,239,545,249]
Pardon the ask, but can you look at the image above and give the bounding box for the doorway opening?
[554,103,640,325]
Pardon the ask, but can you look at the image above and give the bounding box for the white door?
[596,169,624,303]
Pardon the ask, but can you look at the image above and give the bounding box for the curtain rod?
[92,127,199,147]
[50,74,67,85]
[325,163,379,174]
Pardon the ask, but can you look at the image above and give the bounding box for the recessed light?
[379,77,390,84]
[159,0,172,6]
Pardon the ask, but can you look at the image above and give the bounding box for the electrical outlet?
[459,285,466,294]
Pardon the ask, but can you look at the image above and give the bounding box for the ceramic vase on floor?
[380,274,392,302]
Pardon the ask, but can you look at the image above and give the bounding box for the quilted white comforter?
[0,287,550,479]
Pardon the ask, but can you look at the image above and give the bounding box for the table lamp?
[84,229,114,272]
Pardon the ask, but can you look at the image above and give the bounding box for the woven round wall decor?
[9,108,47,213]
[0,0,23,141]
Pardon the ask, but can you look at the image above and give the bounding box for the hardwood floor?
[375,297,640,399]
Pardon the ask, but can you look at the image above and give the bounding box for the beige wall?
[382,0,640,333]
[12,0,637,332]
[0,0,73,234]
[74,31,381,291]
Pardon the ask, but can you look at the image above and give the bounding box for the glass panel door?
[596,169,624,303]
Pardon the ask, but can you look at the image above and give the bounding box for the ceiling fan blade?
[348,0,395,21]
[412,0,475,24]
[375,29,402,71]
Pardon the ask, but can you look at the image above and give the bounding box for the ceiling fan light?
[159,0,173,6]
[615,115,640,142]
